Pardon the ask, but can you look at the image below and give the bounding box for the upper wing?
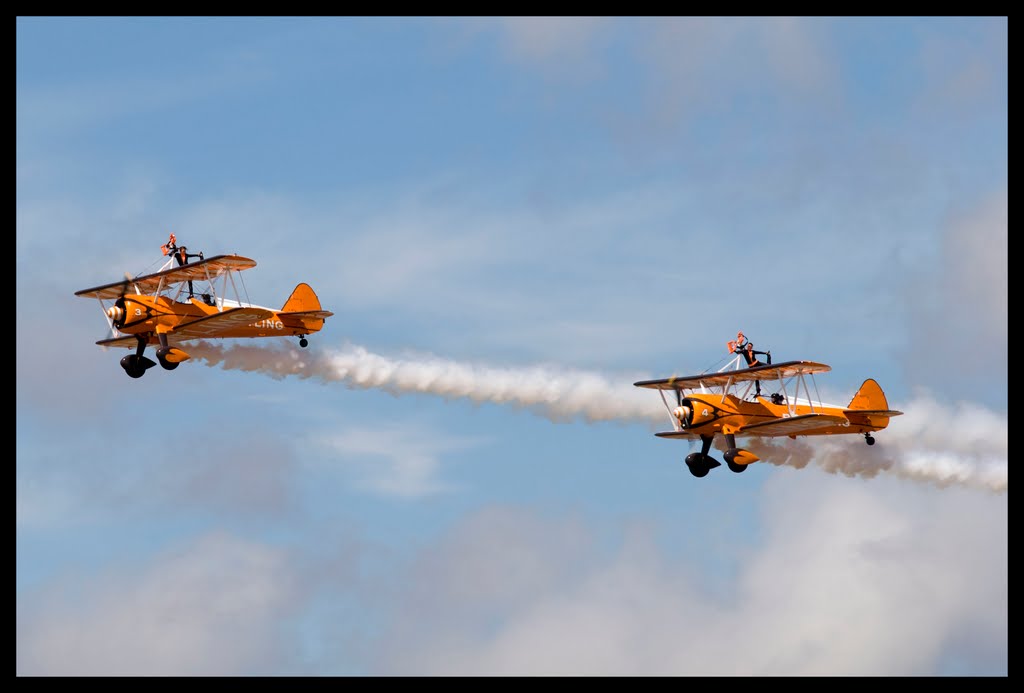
[75,254,257,300]
[635,361,831,391]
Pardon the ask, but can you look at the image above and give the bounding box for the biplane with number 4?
[75,235,333,378]
[634,332,903,478]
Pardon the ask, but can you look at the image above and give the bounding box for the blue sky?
[17,17,1006,675]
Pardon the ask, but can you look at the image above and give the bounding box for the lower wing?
[732,413,850,437]
[170,307,274,339]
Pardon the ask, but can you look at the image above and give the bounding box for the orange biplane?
[634,332,903,478]
[75,235,333,378]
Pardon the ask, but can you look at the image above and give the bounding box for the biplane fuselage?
[112,293,328,343]
[75,249,333,378]
[675,391,895,440]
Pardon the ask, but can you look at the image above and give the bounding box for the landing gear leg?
[685,434,721,478]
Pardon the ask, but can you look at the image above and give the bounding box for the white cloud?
[915,19,1007,115]
[15,17,1008,678]
[16,47,273,143]
[367,481,1006,675]
[16,422,300,531]
[939,189,1008,347]
[899,187,1008,401]
[469,18,836,104]
[494,17,608,66]
[313,421,484,498]
[17,480,1007,675]
[17,532,299,675]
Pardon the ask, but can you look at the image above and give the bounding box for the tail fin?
[847,378,889,411]
[281,283,323,313]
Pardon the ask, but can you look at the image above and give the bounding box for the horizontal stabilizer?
[278,309,334,319]
[842,408,903,417]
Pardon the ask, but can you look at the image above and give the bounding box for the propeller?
[105,272,135,326]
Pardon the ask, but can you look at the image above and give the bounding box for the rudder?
[848,378,889,411]
[281,283,323,313]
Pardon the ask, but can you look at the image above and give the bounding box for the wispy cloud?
[17,481,1006,675]
[898,187,1007,404]
[313,423,483,498]
[365,486,1006,675]
[16,423,299,530]
[17,44,273,144]
[16,17,1006,676]
[17,532,299,675]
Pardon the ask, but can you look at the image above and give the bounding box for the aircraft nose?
[674,405,691,424]
[107,305,123,322]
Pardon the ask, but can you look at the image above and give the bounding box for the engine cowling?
[106,297,152,331]
[673,398,716,429]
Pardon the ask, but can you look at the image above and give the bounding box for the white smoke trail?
[189,341,664,424]
[189,342,1007,492]
[743,395,1007,493]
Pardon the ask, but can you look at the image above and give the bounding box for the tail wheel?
[299,337,309,348]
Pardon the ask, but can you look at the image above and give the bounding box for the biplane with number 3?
[74,235,333,378]
[634,332,902,478]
